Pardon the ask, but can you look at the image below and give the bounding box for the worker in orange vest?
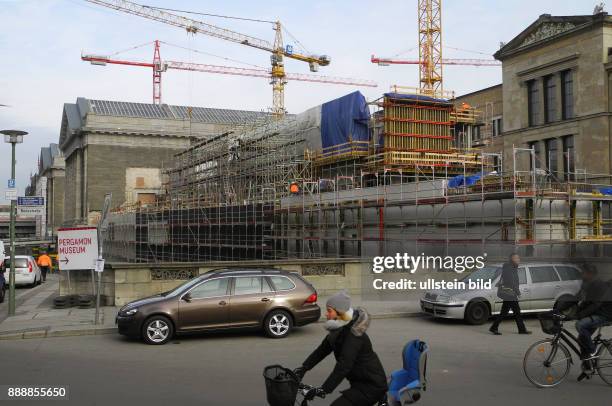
[37,252,53,283]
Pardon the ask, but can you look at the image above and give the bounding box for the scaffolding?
[103,96,612,263]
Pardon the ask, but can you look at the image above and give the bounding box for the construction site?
[46,1,612,264]
[102,86,612,263]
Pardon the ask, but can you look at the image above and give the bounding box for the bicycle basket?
[538,314,561,335]
[263,365,299,406]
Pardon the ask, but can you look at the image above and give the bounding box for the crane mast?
[418,0,443,96]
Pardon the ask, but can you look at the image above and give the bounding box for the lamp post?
[1,129,28,316]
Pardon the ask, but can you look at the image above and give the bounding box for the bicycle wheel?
[523,339,572,388]
[596,341,612,386]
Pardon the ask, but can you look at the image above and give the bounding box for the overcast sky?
[0,0,598,203]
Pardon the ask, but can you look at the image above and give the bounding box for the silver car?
[420,263,583,325]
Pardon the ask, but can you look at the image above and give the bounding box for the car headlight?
[124,308,138,316]
[436,294,453,303]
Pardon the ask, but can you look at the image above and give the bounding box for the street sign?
[17,206,45,216]
[4,189,17,201]
[57,227,99,271]
[7,179,15,188]
[17,196,44,206]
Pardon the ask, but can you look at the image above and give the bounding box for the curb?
[0,327,116,341]
[0,311,423,341]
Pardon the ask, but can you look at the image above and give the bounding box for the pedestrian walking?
[37,252,53,283]
[489,253,532,335]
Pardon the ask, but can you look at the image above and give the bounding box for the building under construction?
[103,90,612,263]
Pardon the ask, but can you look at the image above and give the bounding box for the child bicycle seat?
[387,339,428,405]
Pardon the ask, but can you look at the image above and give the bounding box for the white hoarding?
[57,227,99,271]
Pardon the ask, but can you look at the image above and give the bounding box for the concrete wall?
[58,258,612,307]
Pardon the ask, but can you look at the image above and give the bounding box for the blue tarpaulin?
[448,172,488,188]
[599,187,612,195]
[321,91,370,154]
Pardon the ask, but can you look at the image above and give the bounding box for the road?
[0,316,610,406]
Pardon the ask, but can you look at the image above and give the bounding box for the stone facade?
[493,13,612,179]
[58,98,267,226]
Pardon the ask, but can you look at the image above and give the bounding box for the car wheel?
[30,276,37,288]
[37,275,42,285]
[465,301,490,325]
[142,316,174,345]
[264,310,293,338]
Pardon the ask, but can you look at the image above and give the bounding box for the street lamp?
[1,129,28,317]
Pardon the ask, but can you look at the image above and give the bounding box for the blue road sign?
[7,179,15,188]
[17,196,44,206]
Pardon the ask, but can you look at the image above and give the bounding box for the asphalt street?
[0,316,610,406]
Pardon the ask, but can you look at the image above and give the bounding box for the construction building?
[58,97,269,227]
[101,80,612,264]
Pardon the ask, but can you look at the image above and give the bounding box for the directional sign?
[7,179,15,189]
[57,227,99,271]
[18,196,44,206]
[17,206,45,216]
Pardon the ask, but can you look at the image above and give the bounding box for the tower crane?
[81,41,377,105]
[84,0,332,116]
[371,0,499,98]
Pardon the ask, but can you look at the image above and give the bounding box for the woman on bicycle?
[295,291,388,406]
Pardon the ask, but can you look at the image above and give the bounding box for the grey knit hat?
[326,291,351,313]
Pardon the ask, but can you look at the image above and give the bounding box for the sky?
[0,0,599,203]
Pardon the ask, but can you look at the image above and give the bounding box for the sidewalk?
[0,276,421,340]
[0,274,119,340]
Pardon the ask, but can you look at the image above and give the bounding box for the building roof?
[59,97,269,148]
[455,84,502,100]
[495,13,611,60]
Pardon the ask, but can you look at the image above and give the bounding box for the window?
[529,141,542,169]
[561,70,574,119]
[562,135,575,181]
[518,268,527,285]
[527,80,540,126]
[555,266,582,281]
[544,75,557,123]
[529,266,560,283]
[473,125,481,142]
[233,277,267,295]
[492,117,503,137]
[269,276,296,291]
[189,278,230,299]
[546,138,558,176]
[4,258,29,269]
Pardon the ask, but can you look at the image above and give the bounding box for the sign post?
[94,193,112,325]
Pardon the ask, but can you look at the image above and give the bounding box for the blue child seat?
[387,339,428,405]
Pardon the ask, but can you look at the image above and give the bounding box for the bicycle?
[264,365,389,406]
[523,312,612,388]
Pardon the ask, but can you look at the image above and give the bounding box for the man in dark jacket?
[295,291,388,406]
[489,253,532,335]
[574,266,612,360]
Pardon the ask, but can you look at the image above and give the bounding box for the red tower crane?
[81,41,377,105]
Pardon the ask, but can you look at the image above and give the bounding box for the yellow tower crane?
[84,0,331,116]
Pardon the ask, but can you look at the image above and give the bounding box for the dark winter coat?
[500,262,521,297]
[302,308,388,395]
[576,278,612,320]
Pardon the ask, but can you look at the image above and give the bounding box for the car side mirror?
[182,293,192,302]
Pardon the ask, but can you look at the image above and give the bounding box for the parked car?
[2,255,42,288]
[116,268,321,345]
[420,263,583,325]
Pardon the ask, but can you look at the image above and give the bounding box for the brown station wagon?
[116,268,321,344]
